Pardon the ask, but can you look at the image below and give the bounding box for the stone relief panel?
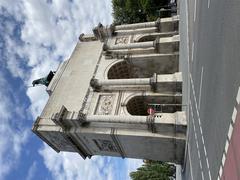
[95,95,115,115]
[115,36,129,45]
[93,139,117,152]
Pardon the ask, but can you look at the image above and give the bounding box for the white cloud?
[39,145,142,180]
[39,145,103,180]
[26,161,37,180]
[0,0,143,179]
[0,73,29,180]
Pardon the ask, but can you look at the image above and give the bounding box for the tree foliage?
[130,160,176,180]
[112,0,170,24]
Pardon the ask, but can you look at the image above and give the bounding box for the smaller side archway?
[107,61,136,79]
[107,60,152,79]
[136,35,157,42]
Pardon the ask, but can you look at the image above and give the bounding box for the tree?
[130,160,176,180]
[112,0,170,25]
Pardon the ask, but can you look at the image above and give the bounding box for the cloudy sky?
[0,0,142,179]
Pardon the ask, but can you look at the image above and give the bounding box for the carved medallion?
[115,36,129,45]
[96,95,115,115]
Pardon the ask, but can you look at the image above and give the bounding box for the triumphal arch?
[32,15,186,164]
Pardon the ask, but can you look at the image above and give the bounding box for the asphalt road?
[182,0,240,179]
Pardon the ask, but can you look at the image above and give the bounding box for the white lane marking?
[205,154,212,180]
[219,165,223,178]
[232,107,237,124]
[208,0,210,8]
[196,136,199,148]
[190,102,205,180]
[190,74,212,180]
[188,144,194,180]
[206,157,210,170]
[236,86,240,104]
[225,140,229,154]
[204,146,207,156]
[200,161,205,180]
[190,74,198,110]
[222,153,226,166]
[200,160,203,169]
[194,0,197,22]
[228,124,233,140]
[199,67,204,110]
[201,170,205,180]
[200,125,203,135]
[201,136,205,146]
[191,42,194,62]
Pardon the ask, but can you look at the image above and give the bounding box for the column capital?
[77,111,87,123]
[90,78,101,91]
[102,43,108,51]
[156,18,161,32]
[109,24,116,35]
[92,23,105,42]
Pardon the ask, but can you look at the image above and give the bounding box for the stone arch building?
[32,15,187,164]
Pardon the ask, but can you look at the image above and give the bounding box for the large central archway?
[126,95,182,116]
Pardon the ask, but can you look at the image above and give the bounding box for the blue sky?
[0,0,142,180]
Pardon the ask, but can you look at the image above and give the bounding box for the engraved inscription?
[93,139,117,152]
[115,36,129,45]
[96,95,114,115]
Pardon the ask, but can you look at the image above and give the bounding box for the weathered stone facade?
[33,15,186,164]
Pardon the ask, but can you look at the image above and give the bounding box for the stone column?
[113,16,179,33]
[104,35,179,56]
[108,48,155,57]
[110,16,179,36]
[85,112,186,134]
[156,35,179,53]
[90,73,182,92]
[86,115,147,124]
[127,53,179,62]
[115,27,158,36]
[51,107,186,134]
[160,15,179,32]
[105,41,154,51]
[98,78,150,86]
[155,72,182,93]
[115,21,157,31]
